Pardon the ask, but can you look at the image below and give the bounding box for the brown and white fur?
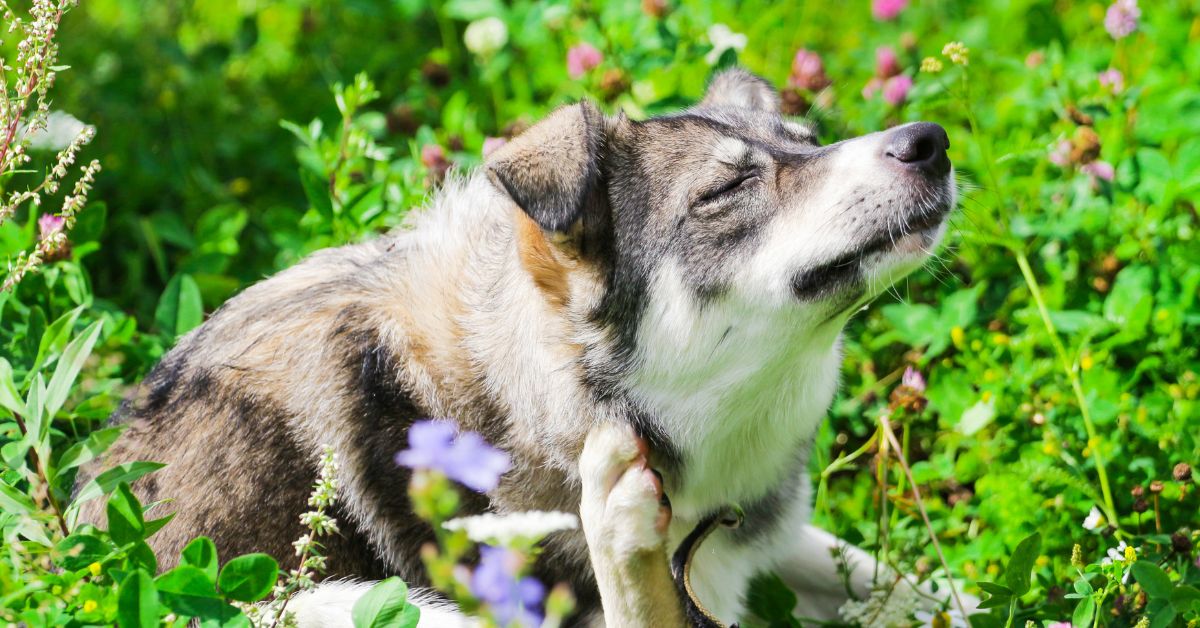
[80,69,959,626]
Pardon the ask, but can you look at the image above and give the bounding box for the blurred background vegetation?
[2,0,1199,625]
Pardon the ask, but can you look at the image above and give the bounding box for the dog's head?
[486,68,954,354]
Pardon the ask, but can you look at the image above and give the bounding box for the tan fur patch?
[513,208,571,309]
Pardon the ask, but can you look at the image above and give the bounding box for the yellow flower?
[951,326,965,348]
[942,41,970,65]
[1036,555,1050,567]
[1080,354,1094,371]
[1124,545,1137,563]
[82,600,98,613]
[88,562,101,577]
[991,333,1009,346]
[920,56,944,73]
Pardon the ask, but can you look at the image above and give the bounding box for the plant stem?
[879,413,971,626]
[1013,250,1118,528]
[11,412,69,536]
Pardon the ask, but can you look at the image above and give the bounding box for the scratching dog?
[81,69,958,626]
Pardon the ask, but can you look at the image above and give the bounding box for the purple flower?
[1082,160,1115,182]
[882,75,913,106]
[872,0,909,21]
[876,46,901,78]
[482,137,507,158]
[862,77,883,100]
[789,49,831,91]
[1049,140,1072,167]
[470,545,545,627]
[396,421,511,492]
[1104,0,1139,39]
[902,366,926,393]
[567,43,602,79]
[1098,68,1124,93]
[38,214,64,240]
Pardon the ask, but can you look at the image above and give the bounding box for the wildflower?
[902,366,926,392]
[23,111,90,151]
[38,213,64,239]
[1134,617,1150,628]
[482,137,508,158]
[566,43,603,79]
[1082,506,1106,531]
[1048,623,1073,628]
[915,609,969,628]
[641,0,669,18]
[1071,544,1084,568]
[421,144,450,184]
[1025,51,1045,68]
[445,510,579,546]
[872,0,909,21]
[82,599,98,613]
[1170,532,1192,554]
[1149,480,1164,493]
[705,24,747,65]
[463,17,508,57]
[1174,462,1193,482]
[1103,541,1135,567]
[1104,0,1140,39]
[1082,161,1115,182]
[876,47,901,78]
[471,545,546,627]
[920,57,944,73]
[882,75,913,106]
[789,49,831,91]
[396,420,512,492]
[1098,68,1125,93]
[1048,140,1072,167]
[942,41,969,66]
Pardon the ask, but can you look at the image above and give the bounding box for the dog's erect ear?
[486,102,606,233]
[700,68,780,113]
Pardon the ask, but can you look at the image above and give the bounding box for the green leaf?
[1171,585,1200,613]
[1072,595,1096,628]
[55,425,125,475]
[69,461,166,518]
[0,358,23,415]
[0,480,37,516]
[155,273,205,338]
[56,533,116,571]
[299,167,335,219]
[352,577,421,628]
[1131,560,1173,599]
[44,320,103,420]
[217,553,279,602]
[143,512,176,539]
[117,569,161,628]
[743,572,800,627]
[1005,532,1041,596]
[156,565,224,617]
[106,482,146,546]
[957,398,996,436]
[976,581,1013,609]
[182,537,220,581]
[29,305,84,381]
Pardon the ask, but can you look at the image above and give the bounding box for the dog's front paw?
[579,422,671,560]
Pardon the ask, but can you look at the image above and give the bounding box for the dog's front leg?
[579,423,686,628]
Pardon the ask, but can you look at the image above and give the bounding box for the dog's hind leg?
[579,423,686,628]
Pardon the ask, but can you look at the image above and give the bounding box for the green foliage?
[2,0,1199,626]
[352,577,421,628]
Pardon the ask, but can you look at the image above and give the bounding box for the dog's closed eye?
[694,169,761,206]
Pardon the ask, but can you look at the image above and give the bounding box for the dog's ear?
[700,68,780,113]
[486,102,606,233]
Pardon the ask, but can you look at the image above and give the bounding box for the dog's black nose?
[884,122,951,177]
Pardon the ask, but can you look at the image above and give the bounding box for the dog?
[80,68,957,626]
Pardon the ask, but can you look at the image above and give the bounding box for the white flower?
[22,111,91,151]
[444,510,578,545]
[463,17,508,57]
[1082,506,1105,531]
[915,609,970,628]
[705,24,747,65]
[838,585,917,628]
